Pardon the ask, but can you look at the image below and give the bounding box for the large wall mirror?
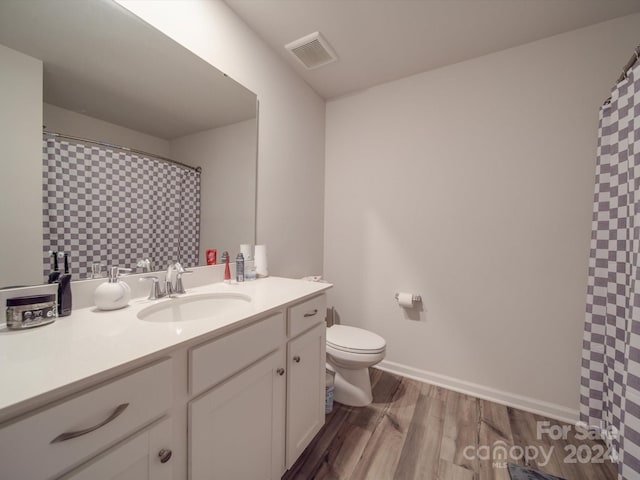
[0,0,258,288]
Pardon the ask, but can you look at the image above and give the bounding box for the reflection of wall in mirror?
[171,119,257,262]
[44,103,171,158]
[0,44,42,288]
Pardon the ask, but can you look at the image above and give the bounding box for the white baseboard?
[376,360,579,425]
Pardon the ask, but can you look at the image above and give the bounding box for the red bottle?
[224,254,231,282]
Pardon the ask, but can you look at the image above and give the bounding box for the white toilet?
[326,325,386,407]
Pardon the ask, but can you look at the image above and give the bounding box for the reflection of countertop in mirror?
[0,277,331,421]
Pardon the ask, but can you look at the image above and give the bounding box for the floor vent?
[285,31,337,70]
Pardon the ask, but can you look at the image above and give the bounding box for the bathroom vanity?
[0,277,331,480]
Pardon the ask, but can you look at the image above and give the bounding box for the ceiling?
[225,0,640,99]
[0,0,256,140]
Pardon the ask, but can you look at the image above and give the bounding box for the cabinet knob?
[293,356,301,363]
[277,368,285,376]
[158,448,172,464]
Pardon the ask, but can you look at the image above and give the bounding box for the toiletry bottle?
[57,252,72,316]
[245,255,256,281]
[94,267,132,311]
[240,244,255,281]
[223,252,231,283]
[236,253,244,282]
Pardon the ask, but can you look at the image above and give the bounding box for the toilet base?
[331,365,373,407]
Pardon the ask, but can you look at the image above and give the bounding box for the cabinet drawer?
[60,416,172,480]
[0,358,172,480]
[190,312,285,396]
[288,295,326,338]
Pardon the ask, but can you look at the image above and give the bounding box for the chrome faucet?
[166,262,192,296]
[139,275,165,300]
[173,262,192,294]
[139,263,192,300]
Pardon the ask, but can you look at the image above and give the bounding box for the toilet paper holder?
[394,293,422,303]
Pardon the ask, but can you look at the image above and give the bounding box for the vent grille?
[285,32,337,70]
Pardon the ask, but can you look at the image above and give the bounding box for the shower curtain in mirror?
[581,55,640,480]
[42,138,200,281]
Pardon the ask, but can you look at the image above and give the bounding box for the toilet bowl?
[326,325,386,407]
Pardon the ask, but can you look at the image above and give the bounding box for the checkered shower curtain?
[42,138,200,281]
[581,57,640,479]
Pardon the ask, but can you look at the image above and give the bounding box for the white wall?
[324,14,640,420]
[170,119,257,261]
[0,45,42,287]
[43,103,170,157]
[117,0,326,278]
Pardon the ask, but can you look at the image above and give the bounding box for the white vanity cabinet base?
[60,417,172,480]
[189,349,286,480]
[286,322,326,468]
[0,358,172,480]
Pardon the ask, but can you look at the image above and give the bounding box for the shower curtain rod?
[604,44,640,105]
[43,130,201,173]
[615,44,640,84]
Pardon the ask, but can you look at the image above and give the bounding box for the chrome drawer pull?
[293,356,301,363]
[277,368,285,376]
[303,309,318,318]
[50,403,130,444]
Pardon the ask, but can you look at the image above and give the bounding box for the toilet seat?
[326,325,386,354]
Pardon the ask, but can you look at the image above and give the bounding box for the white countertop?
[0,277,331,420]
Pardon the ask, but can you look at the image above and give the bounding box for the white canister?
[254,244,268,277]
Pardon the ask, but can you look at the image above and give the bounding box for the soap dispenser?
[94,267,132,311]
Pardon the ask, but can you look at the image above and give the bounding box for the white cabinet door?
[189,349,286,480]
[286,322,326,468]
[62,417,172,480]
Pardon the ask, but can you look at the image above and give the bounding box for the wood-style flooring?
[282,368,616,480]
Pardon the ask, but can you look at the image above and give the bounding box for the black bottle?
[57,253,72,316]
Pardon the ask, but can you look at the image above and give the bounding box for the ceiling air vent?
[285,31,338,70]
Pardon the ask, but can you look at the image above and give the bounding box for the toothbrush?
[62,252,69,274]
[48,250,60,284]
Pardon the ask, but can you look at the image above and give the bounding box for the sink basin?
[137,293,252,323]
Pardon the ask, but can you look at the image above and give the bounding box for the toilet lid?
[326,325,386,353]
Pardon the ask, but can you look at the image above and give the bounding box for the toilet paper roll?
[254,244,268,277]
[397,292,414,308]
[240,244,253,260]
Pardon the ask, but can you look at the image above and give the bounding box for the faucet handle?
[165,264,177,296]
[139,275,165,300]
[174,268,193,295]
[174,262,192,274]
